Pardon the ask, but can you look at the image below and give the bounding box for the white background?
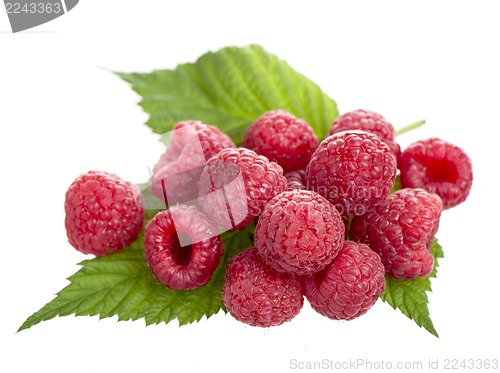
[1,1,499,372]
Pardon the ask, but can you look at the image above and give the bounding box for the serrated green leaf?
[21,45,446,335]
[18,227,253,332]
[117,44,338,143]
[380,239,444,337]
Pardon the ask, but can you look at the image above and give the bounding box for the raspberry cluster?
[64,108,472,328]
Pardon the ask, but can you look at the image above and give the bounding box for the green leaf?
[18,227,253,332]
[380,239,444,337]
[137,182,165,220]
[391,175,402,193]
[117,44,338,143]
[21,46,445,335]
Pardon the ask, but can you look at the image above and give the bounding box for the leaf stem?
[395,119,426,136]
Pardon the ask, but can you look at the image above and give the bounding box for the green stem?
[395,119,426,136]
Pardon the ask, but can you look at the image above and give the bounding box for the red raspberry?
[255,190,344,276]
[305,130,397,216]
[144,205,223,290]
[350,188,442,280]
[329,109,400,160]
[151,120,235,204]
[243,110,319,172]
[399,138,473,209]
[222,247,303,327]
[64,171,144,256]
[284,169,306,190]
[198,148,287,230]
[303,241,385,321]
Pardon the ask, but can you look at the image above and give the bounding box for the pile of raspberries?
[64,109,473,327]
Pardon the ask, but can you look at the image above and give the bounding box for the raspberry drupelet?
[399,138,473,209]
[222,247,304,327]
[243,110,318,172]
[350,188,442,280]
[198,147,287,230]
[64,171,144,256]
[303,241,386,320]
[305,130,397,217]
[255,189,344,276]
[144,205,223,290]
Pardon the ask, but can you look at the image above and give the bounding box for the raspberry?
[329,109,400,160]
[222,247,303,327]
[305,130,397,216]
[144,205,223,290]
[399,138,473,209]
[151,120,235,204]
[198,147,287,230]
[243,110,319,172]
[303,241,385,321]
[350,188,442,280]
[285,169,306,190]
[255,190,344,276]
[64,171,144,256]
